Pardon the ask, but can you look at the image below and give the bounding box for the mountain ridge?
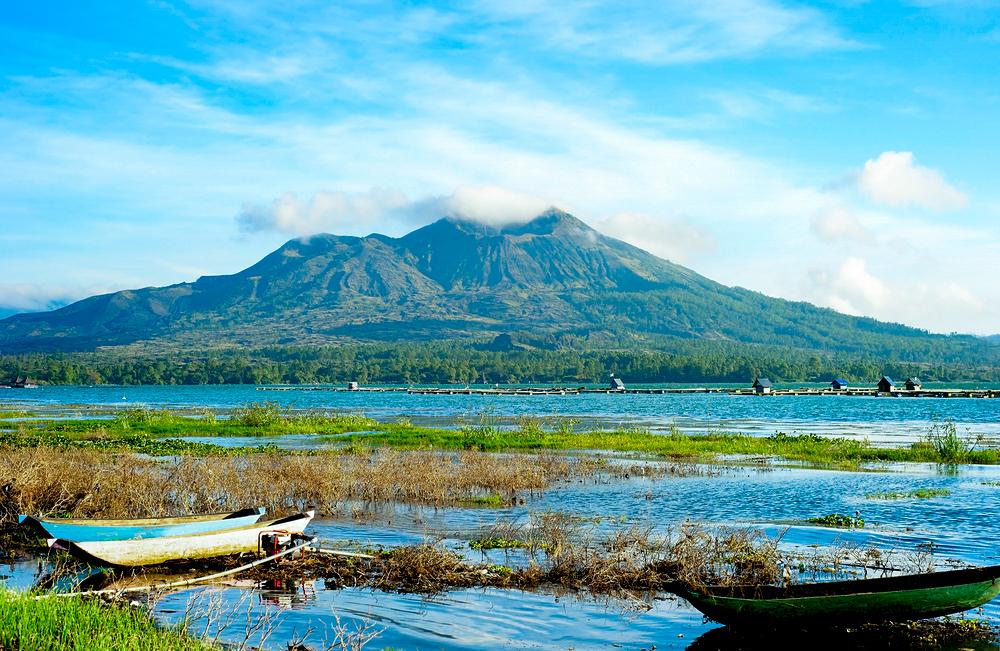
[0,210,983,359]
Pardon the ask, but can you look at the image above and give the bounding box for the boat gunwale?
[21,507,265,527]
[680,564,1000,600]
[55,511,314,548]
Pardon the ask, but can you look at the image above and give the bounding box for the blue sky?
[2,1,999,333]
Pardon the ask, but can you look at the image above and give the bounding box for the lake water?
[5,383,1000,445]
[3,384,1000,649]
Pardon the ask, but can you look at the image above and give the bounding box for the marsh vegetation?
[6,405,997,467]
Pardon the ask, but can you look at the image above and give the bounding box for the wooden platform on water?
[257,386,1000,398]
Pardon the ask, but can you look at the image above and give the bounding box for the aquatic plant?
[469,537,528,551]
[114,407,178,429]
[866,488,951,500]
[924,420,974,463]
[516,416,545,438]
[342,425,1000,466]
[808,513,865,528]
[553,418,579,436]
[457,494,505,507]
[230,402,282,428]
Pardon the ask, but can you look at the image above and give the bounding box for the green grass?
[808,513,865,528]
[866,488,951,500]
[337,426,1000,467]
[0,409,33,420]
[37,404,380,439]
[0,590,216,650]
[0,428,277,457]
[9,406,999,468]
[456,494,506,507]
[469,537,529,551]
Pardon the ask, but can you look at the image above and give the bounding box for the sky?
[1,1,999,334]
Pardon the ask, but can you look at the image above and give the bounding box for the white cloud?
[420,186,553,227]
[809,257,889,315]
[237,188,411,235]
[806,256,988,329]
[596,212,715,263]
[236,185,552,235]
[857,151,967,211]
[0,283,90,316]
[809,206,874,243]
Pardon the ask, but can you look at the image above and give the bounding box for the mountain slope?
[0,210,985,358]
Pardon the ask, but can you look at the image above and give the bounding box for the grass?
[0,590,215,650]
[8,406,997,468]
[469,536,528,551]
[866,488,951,500]
[35,403,381,440]
[0,427,263,456]
[456,494,505,507]
[338,424,1000,467]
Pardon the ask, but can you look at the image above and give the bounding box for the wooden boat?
[19,507,266,541]
[50,511,314,567]
[673,565,1000,627]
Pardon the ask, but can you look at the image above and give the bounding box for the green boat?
[673,565,1000,627]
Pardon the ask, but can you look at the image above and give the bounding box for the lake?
[3,384,1000,649]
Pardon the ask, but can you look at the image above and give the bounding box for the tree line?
[3,340,999,386]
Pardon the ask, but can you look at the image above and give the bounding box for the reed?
[0,447,621,523]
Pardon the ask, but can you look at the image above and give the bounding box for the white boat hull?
[52,511,314,567]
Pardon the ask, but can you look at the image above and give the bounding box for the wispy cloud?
[473,0,860,64]
[0,283,95,317]
[236,186,552,235]
[596,212,716,263]
[810,206,874,244]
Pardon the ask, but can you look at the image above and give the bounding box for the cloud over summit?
[237,185,553,235]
